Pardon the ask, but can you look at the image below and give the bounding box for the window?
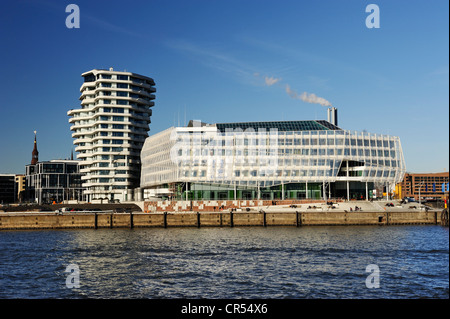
[43,164,63,173]
[103,99,111,104]
[112,108,124,113]
[116,91,128,97]
[113,116,124,121]
[84,74,95,82]
[117,83,128,89]
[113,124,124,129]
[112,132,124,137]
[117,75,128,81]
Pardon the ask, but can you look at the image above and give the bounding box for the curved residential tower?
[68,68,156,202]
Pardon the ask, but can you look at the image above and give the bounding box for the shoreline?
[0,208,447,230]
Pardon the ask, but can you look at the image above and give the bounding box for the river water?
[0,225,448,299]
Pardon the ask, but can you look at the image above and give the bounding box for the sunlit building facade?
[141,117,406,201]
[68,68,156,202]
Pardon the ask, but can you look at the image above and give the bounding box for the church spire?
[31,130,39,165]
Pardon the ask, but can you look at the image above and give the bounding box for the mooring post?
[163,212,168,228]
[110,213,114,228]
[262,210,266,227]
[296,211,302,227]
[197,211,200,228]
[130,212,134,229]
[230,211,234,227]
[94,212,98,229]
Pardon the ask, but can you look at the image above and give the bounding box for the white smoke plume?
[264,76,281,86]
[285,84,332,107]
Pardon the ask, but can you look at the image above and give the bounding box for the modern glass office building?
[140,116,406,201]
[68,68,156,202]
[25,160,83,204]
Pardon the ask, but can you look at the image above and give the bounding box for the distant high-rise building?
[67,68,156,202]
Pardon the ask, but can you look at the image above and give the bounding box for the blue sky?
[0,0,448,174]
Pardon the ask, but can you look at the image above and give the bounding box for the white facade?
[68,68,155,202]
[141,120,406,200]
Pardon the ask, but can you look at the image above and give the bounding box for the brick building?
[397,172,449,201]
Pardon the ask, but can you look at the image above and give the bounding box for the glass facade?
[25,161,84,204]
[141,121,406,200]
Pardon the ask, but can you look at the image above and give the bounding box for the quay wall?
[0,210,443,230]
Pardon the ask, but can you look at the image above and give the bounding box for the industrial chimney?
[327,107,338,126]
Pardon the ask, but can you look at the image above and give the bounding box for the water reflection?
[0,226,448,298]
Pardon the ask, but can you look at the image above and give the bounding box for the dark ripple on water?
[0,225,448,299]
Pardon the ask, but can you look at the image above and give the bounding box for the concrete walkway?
[247,200,436,213]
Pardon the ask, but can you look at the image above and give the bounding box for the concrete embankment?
[0,210,445,230]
